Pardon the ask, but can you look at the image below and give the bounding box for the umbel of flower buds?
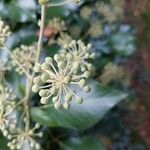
[0,85,16,136]
[7,123,42,150]
[0,19,11,45]
[61,40,96,72]
[11,44,37,75]
[32,40,95,110]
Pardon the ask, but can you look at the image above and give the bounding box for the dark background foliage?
[0,0,150,149]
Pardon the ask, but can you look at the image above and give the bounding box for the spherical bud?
[54,101,62,110]
[32,85,40,93]
[40,97,48,104]
[35,143,40,150]
[65,94,72,102]
[58,61,65,69]
[90,52,96,59]
[54,54,61,62]
[79,79,86,87]
[35,123,40,129]
[83,71,91,78]
[87,63,92,70]
[33,77,42,84]
[63,102,70,110]
[45,57,52,64]
[76,97,83,104]
[66,53,73,60]
[52,97,58,103]
[87,43,92,49]
[83,85,91,92]
[34,63,41,72]
[41,63,49,70]
[3,130,8,137]
[41,73,49,81]
[39,89,48,97]
[37,132,43,137]
[38,0,47,5]
[64,75,71,84]
[73,62,79,69]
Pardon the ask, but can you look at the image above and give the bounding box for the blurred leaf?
[0,134,8,150]
[31,80,127,130]
[61,137,106,150]
[0,0,36,23]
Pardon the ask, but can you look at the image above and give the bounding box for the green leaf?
[0,134,8,150]
[31,80,127,130]
[61,137,106,150]
[0,0,36,23]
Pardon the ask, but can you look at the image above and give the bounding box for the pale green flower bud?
[64,75,71,84]
[34,64,41,72]
[65,94,72,102]
[83,85,91,92]
[79,79,86,87]
[41,73,49,81]
[40,97,48,104]
[76,97,83,104]
[41,63,49,70]
[54,54,61,62]
[90,52,96,59]
[33,77,42,84]
[63,102,70,110]
[39,89,48,97]
[52,96,58,103]
[45,57,53,64]
[58,61,65,69]
[54,101,62,110]
[83,71,91,78]
[32,85,40,93]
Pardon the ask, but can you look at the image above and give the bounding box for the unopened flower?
[100,63,125,85]
[0,85,16,134]
[80,6,92,20]
[0,19,11,45]
[11,44,37,75]
[32,53,92,110]
[57,32,72,48]
[61,40,96,72]
[89,20,103,38]
[47,17,66,35]
[7,123,42,150]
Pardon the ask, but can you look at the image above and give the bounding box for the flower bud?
[40,97,48,104]
[83,71,91,78]
[41,73,49,81]
[65,94,72,102]
[54,101,62,110]
[45,57,52,64]
[83,85,91,92]
[63,102,70,110]
[32,85,40,93]
[76,97,83,104]
[79,79,86,87]
[39,89,48,97]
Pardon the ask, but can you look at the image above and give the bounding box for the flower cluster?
[7,123,42,150]
[32,40,95,110]
[95,0,123,23]
[0,85,16,136]
[11,44,37,75]
[0,19,11,45]
[61,40,96,72]
[47,17,66,35]
[100,63,127,85]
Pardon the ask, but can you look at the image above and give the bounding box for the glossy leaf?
[31,80,127,130]
[61,137,106,150]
